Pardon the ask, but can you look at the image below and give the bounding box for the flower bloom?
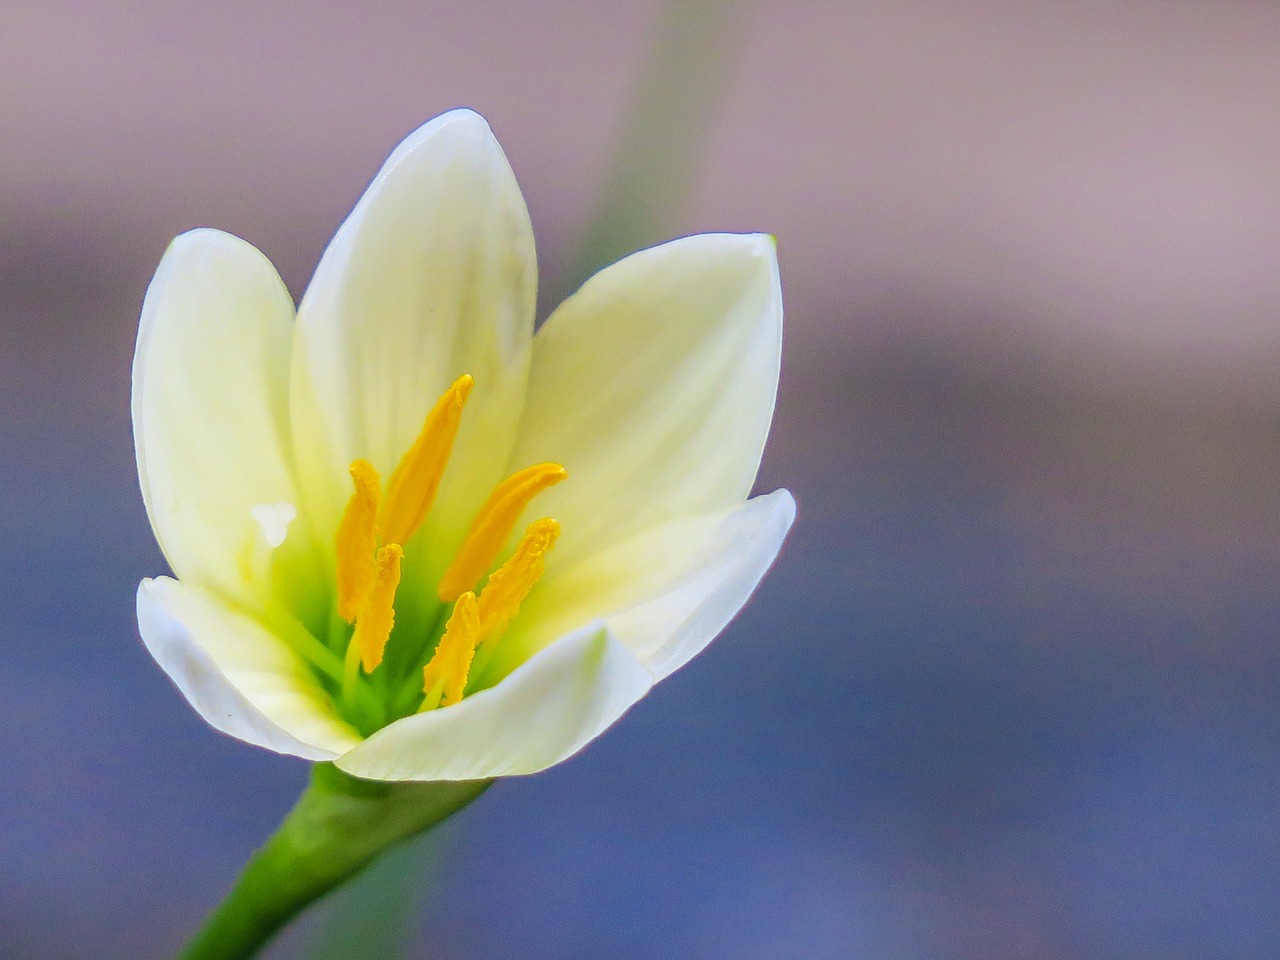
[133,109,794,781]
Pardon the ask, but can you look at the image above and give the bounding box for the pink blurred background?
[6,0,1280,384]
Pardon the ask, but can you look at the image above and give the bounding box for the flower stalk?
[179,766,490,960]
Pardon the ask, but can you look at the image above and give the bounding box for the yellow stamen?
[421,592,481,709]
[334,459,381,623]
[437,462,567,601]
[379,374,474,547]
[475,518,560,638]
[350,544,403,673]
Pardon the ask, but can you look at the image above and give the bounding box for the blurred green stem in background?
[302,826,448,960]
[552,0,757,306]
[178,765,488,960]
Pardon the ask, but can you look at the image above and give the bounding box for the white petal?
[500,490,795,683]
[133,229,302,600]
[335,625,653,781]
[137,578,361,760]
[250,502,297,549]
[508,233,782,566]
[291,109,537,548]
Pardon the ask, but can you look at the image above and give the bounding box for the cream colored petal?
[133,228,302,601]
[498,489,795,682]
[509,233,782,566]
[137,577,362,760]
[617,490,794,680]
[335,625,653,781]
[290,109,537,556]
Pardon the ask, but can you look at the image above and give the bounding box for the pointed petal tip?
[161,226,261,262]
[392,108,500,158]
[762,488,798,561]
[770,486,797,523]
[707,230,776,252]
[146,229,280,306]
[433,106,491,129]
[742,230,777,253]
[658,232,781,286]
[135,575,161,608]
[744,232,782,278]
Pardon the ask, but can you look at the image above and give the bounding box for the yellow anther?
[476,518,560,638]
[335,459,382,623]
[350,544,403,673]
[421,592,481,709]
[437,462,567,601]
[379,374,474,547]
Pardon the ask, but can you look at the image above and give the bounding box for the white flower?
[133,109,794,782]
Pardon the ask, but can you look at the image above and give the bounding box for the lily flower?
[133,108,794,782]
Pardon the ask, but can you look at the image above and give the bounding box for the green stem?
[549,0,757,308]
[179,764,491,960]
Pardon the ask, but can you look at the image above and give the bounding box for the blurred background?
[4,0,1280,957]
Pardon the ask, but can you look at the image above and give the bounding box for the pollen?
[379,374,474,547]
[475,518,560,637]
[335,459,382,622]
[351,544,403,673]
[437,462,567,601]
[421,591,482,709]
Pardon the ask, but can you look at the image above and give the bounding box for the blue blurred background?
[5,1,1280,957]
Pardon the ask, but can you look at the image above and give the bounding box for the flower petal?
[614,490,794,680]
[335,625,653,781]
[133,229,302,601]
[290,109,537,553]
[497,489,795,683]
[508,232,782,566]
[137,577,361,760]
